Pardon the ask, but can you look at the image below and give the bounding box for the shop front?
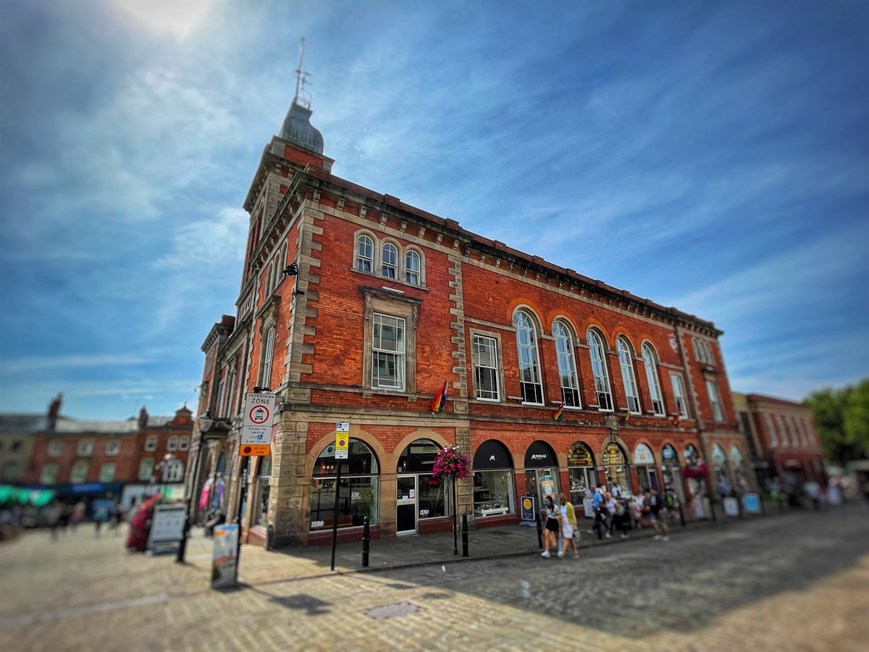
[524,440,559,511]
[661,444,686,507]
[309,438,379,543]
[395,439,448,535]
[602,442,631,496]
[472,439,515,522]
[567,441,596,518]
[633,443,658,492]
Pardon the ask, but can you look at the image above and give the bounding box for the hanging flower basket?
[432,445,470,482]
[683,462,709,479]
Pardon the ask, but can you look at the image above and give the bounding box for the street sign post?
[335,422,349,460]
[241,392,275,456]
[331,421,350,571]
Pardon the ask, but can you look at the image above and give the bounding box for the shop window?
[310,439,379,531]
[603,442,630,495]
[397,440,447,521]
[254,456,272,526]
[633,443,658,492]
[472,440,515,518]
[566,442,595,506]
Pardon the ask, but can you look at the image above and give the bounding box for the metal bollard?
[266,523,275,551]
[361,517,370,567]
[175,515,190,564]
[536,513,543,549]
[461,514,469,557]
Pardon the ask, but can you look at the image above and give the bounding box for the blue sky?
[1,0,867,420]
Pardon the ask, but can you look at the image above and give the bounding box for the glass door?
[525,468,559,512]
[396,475,417,534]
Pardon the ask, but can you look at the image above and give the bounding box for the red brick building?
[732,392,825,492]
[191,83,753,548]
[21,396,191,509]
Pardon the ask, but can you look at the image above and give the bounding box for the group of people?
[44,499,127,539]
[540,485,676,558]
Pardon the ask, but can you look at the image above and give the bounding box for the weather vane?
[294,37,311,109]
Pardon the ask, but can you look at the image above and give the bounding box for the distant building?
[732,392,825,491]
[189,67,752,548]
[5,395,192,510]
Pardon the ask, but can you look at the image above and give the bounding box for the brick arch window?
[587,328,613,411]
[513,310,543,405]
[405,249,422,285]
[355,234,374,272]
[617,337,641,414]
[641,342,665,416]
[553,319,581,408]
[381,242,398,278]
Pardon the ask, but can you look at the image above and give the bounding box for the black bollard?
[175,515,190,564]
[266,523,274,551]
[361,517,370,568]
[461,514,469,557]
[536,513,543,549]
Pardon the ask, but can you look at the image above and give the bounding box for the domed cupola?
[279,38,324,154]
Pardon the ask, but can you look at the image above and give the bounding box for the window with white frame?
[164,459,184,482]
[706,379,724,422]
[773,415,787,445]
[764,413,779,447]
[178,436,190,451]
[138,458,154,481]
[670,373,689,418]
[168,436,178,452]
[405,250,421,285]
[40,463,59,484]
[355,234,374,272]
[472,334,501,401]
[513,311,543,404]
[553,320,580,408]
[48,439,64,457]
[381,242,398,278]
[70,460,89,484]
[617,337,642,414]
[372,313,406,390]
[144,435,157,452]
[259,326,275,388]
[642,343,665,415]
[99,463,116,483]
[77,439,94,456]
[587,329,613,411]
[105,439,120,456]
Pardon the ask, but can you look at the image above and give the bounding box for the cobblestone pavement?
[1,504,867,651]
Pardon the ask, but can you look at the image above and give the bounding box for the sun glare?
[107,0,213,40]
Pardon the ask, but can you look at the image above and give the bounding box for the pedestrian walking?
[647,487,669,541]
[70,500,86,533]
[558,494,579,558]
[604,492,617,538]
[630,490,645,530]
[540,495,560,558]
[110,503,126,534]
[614,498,630,538]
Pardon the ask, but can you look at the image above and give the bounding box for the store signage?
[741,492,762,515]
[520,495,536,523]
[633,444,655,465]
[211,524,239,589]
[147,504,186,551]
[723,496,740,517]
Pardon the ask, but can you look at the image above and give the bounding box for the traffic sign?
[241,392,276,455]
[335,423,349,460]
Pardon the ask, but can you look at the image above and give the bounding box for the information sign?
[147,504,186,551]
[520,495,537,523]
[241,392,275,456]
[335,422,350,460]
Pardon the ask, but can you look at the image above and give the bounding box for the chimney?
[138,406,149,429]
[47,393,63,427]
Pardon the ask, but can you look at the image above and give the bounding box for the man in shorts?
[647,487,669,541]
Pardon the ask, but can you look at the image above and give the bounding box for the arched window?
[473,440,515,517]
[566,442,595,504]
[513,311,543,404]
[553,320,580,408]
[311,439,379,530]
[587,329,613,411]
[405,250,421,285]
[355,234,374,272]
[381,242,398,278]
[617,337,641,414]
[641,343,665,416]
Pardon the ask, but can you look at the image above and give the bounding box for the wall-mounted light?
[282,262,299,277]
